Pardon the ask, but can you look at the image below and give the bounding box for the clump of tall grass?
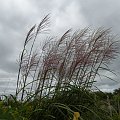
[12,15,119,119]
[15,15,118,101]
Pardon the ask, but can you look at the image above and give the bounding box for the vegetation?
[0,15,120,120]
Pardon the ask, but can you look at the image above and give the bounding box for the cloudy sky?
[0,0,120,94]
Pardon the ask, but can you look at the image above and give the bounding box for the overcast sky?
[0,0,120,94]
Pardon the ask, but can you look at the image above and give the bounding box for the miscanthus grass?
[0,15,119,120]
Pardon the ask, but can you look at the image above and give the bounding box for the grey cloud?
[0,42,12,60]
[95,82,120,92]
[0,1,38,75]
[79,0,120,32]
[0,33,19,74]
[0,60,18,73]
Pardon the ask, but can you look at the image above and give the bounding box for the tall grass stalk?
[15,15,119,103]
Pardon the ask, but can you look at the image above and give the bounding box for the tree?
[114,88,120,95]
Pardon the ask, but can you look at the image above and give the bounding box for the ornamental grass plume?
[73,112,80,120]
[15,15,119,104]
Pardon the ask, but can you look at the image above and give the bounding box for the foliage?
[0,15,119,120]
[0,88,120,120]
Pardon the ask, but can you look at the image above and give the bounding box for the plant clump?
[0,15,119,120]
